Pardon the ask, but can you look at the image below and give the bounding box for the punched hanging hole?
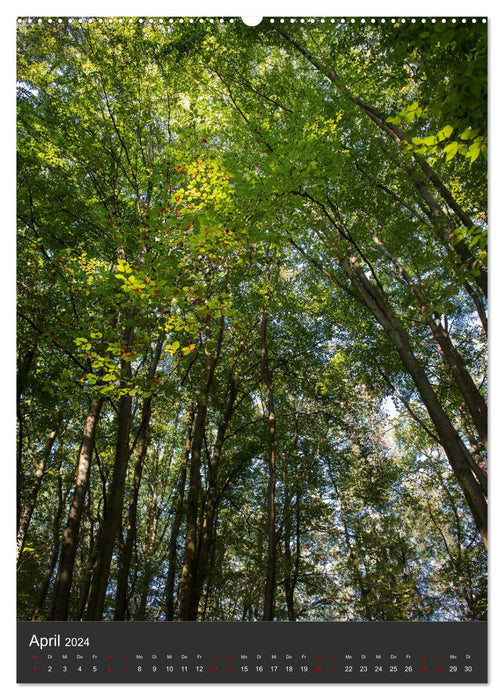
[241,16,263,26]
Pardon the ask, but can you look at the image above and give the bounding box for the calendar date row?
[33,662,475,675]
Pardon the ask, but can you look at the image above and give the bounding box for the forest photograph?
[16,16,487,623]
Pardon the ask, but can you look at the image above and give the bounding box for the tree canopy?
[17,17,487,622]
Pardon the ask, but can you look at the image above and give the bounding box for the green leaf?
[467,142,481,163]
[437,124,454,141]
[443,142,459,161]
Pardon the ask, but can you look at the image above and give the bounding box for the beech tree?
[17,17,487,622]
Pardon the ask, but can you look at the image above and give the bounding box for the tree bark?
[261,308,277,620]
[375,239,487,447]
[178,318,224,620]
[426,314,487,448]
[134,498,159,620]
[17,425,59,565]
[16,346,37,522]
[86,347,133,620]
[333,481,374,620]
[49,397,103,620]
[292,197,487,545]
[114,336,164,620]
[112,397,151,620]
[191,376,237,618]
[164,404,195,620]
[283,409,301,621]
[31,469,64,620]
[339,252,487,545]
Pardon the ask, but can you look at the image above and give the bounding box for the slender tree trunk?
[114,336,164,620]
[134,565,153,621]
[276,28,487,298]
[165,404,195,620]
[31,469,64,620]
[283,487,296,621]
[356,161,487,334]
[86,347,133,620]
[113,399,151,620]
[261,309,277,620]
[291,224,487,543]
[375,239,487,447]
[192,377,237,618]
[74,556,95,621]
[412,176,487,293]
[49,397,103,620]
[426,315,487,448]
[283,450,294,621]
[333,482,373,620]
[17,347,37,523]
[339,253,487,545]
[284,409,301,621]
[178,318,224,620]
[134,502,159,620]
[201,529,219,621]
[17,425,59,565]
[177,409,205,620]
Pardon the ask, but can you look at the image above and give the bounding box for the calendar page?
[16,6,488,685]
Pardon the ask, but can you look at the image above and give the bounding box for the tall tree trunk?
[192,376,237,618]
[284,409,301,621]
[276,28,487,298]
[201,527,219,621]
[74,553,96,621]
[291,223,487,545]
[134,500,159,620]
[16,347,37,523]
[426,315,487,448]
[17,424,59,565]
[339,252,487,545]
[283,486,296,621]
[164,403,195,620]
[49,397,103,620]
[177,412,204,620]
[113,399,151,620]
[375,238,487,447]
[86,347,133,620]
[331,476,373,620]
[261,309,277,620]
[178,318,224,620]
[31,469,64,620]
[412,175,488,304]
[114,336,164,620]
